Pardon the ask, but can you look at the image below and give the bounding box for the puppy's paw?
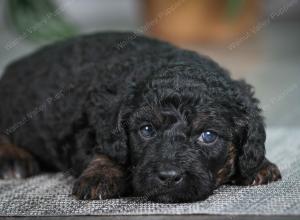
[251,160,282,185]
[72,174,125,200]
[72,155,126,200]
[0,143,40,179]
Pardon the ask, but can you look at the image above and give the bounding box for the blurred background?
[0,0,299,127]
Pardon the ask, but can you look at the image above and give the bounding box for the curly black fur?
[0,32,281,202]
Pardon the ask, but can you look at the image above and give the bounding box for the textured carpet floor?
[0,128,299,216]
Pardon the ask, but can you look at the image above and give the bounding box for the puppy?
[0,32,281,203]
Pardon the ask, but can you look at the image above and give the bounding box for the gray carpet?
[0,128,299,216]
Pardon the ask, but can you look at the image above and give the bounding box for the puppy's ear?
[109,106,130,165]
[232,81,266,183]
[94,103,130,166]
[237,116,266,181]
[107,104,129,164]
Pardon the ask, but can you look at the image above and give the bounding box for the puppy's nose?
[157,169,183,185]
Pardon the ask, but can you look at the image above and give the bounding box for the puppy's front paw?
[72,175,124,200]
[72,155,126,200]
[251,160,282,185]
[0,143,40,179]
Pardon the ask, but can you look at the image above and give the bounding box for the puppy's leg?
[0,136,40,179]
[234,158,281,185]
[72,154,126,200]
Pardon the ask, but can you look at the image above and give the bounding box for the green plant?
[226,0,246,20]
[6,0,77,42]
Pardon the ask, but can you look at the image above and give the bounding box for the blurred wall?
[54,0,142,32]
[1,0,299,35]
[263,0,300,21]
[56,0,300,33]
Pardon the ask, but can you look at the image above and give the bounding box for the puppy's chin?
[146,189,211,203]
[135,180,214,203]
[148,194,178,203]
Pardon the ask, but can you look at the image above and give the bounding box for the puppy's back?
[0,32,183,168]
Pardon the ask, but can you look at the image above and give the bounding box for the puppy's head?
[128,102,228,202]
[110,64,266,202]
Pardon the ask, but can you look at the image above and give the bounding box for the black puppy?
[0,32,281,203]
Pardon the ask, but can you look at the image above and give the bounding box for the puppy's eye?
[198,131,218,144]
[139,124,156,138]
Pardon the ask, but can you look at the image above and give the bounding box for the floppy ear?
[233,80,266,183]
[91,82,138,166]
[237,116,266,182]
[94,104,130,165]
